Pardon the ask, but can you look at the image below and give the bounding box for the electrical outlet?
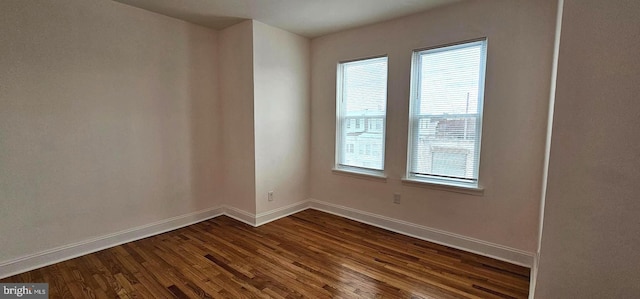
[268,191,274,201]
[393,193,401,204]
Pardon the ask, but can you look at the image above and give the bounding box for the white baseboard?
[308,199,534,267]
[1,198,533,279]
[528,252,540,299]
[221,201,309,227]
[255,201,309,226]
[0,206,224,279]
[222,205,256,226]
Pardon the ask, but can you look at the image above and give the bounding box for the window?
[407,39,487,188]
[336,56,388,172]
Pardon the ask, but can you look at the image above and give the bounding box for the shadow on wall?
[186,26,223,213]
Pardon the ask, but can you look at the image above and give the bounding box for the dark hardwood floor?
[1,209,530,298]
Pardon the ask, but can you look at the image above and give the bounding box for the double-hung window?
[407,39,487,188]
[336,56,388,174]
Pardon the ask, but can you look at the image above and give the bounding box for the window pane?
[338,57,387,170]
[409,40,486,184]
[432,152,467,177]
[418,46,482,115]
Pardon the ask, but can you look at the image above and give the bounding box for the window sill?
[401,177,484,196]
[332,168,387,182]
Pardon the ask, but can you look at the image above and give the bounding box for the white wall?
[535,0,640,297]
[219,20,256,214]
[310,0,557,253]
[253,21,310,214]
[0,0,221,263]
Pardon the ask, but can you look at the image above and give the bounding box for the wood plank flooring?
[1,210,530,298]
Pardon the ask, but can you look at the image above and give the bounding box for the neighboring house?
[415,116,477,178]
[342,110,385,169]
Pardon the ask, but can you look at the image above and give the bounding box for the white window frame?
[405,39,487,190]
[334,55,388,178]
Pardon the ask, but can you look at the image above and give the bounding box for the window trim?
[401,177,484,196]
[335,55,389,176]
[332,166,388,182]
[406,38,488,189]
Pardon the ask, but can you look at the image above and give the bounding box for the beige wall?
[219,20,310,215]
[310,0,557,252]
[0,0,221,262]
[253,21,310,214]
[535,0,640,297]
[219,21,256,214]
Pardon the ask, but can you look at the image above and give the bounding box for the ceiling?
[112,0,462,38]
